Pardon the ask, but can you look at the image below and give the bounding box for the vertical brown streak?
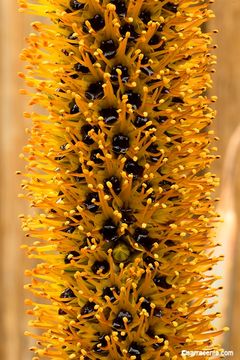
[0,2,31,360]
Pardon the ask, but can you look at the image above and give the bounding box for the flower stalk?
[19,0,226,359]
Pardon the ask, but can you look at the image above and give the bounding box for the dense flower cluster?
[19,0,225,359]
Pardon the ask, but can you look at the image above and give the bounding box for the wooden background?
[0,1,239,359]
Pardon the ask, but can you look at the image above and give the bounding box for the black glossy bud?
[99,107,119,125]
[112,133,129,154]
[124,91,142,109]
[84,192,99,213]
[100,39,117,59]
[104,176,121,195]
[80,301,96,315]
[153,276,171,289]
[128,342,144,360]
[113,310,133,329]
[70,0,84,10]
[60,288,76,299]
[111,64,129,83]
[91,260,110,274]
[64,251,80,264]
[133,115,148,128]
[124,159,144,179]
[101,219,118,242]
[85,81,104,100]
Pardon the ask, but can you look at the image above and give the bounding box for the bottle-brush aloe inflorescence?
[19,0,225,359]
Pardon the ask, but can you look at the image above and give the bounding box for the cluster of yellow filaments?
[18,0,225,359]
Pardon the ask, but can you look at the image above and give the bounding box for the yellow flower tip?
[223,326,230,332]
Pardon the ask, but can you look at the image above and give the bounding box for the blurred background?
[0,1,239,359]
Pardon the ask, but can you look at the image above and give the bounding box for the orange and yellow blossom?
[18,0,226,359]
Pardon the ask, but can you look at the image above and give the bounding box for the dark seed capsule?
[159,179,173,189]
[111,64,129,83]
[102,286,119,302]
[139,10,151,24]
[68,32,78,41]
[125,91,142,109]
[70,0,84,10]
[141,66,154,76]
[70,73,79,79]
[98,334,108,346]
[93,334,108,354]
[87,14,105,31]
[144,256,157,268]
[64,251,80,264]
[120,23,138,41]
[104,176,121,195]
[99,107,119,125]
[153,307,163,318]
[134,115,148,128]
[148,33,160,46]
[147,79,159,87]
[92,260,109,274]
[73,165,83,182]
[165,240,175,247]
[56,87,65,93]
[157,115,168,123]
[101,218,119,242]
[62,49,69,56]
[69,100,80,114]
[100,39,117,59]
[58,308,67,315]
[158,23,165,32]
[118,332,128,341]
[85,81,104,100]
[92,346,108,356]
[87,53,96,64]
[163,2,178,13]
[90,149,104,164]
[161,87,170,94]
[84,192,99,213]
[55,155,65,161]
[74,62,89,74]
[124,159,144,179]
[113,310,133,329]
[147,143,159,154]
[121,208,136,225]
[140,297,151,313]
[141,55,149,65]
[60,288,76,299]
[80,301,96,315]
[133,228,153,249]
[157,41,166,51]
[62,226,75,234]
[153,334,167,349]
[172,96,184,104]
[166,300,174,309]
[93,344,108,355]
[110,0,127,17]
[112,134,129,154]
[128,342,144,360]
[149,155,160,163]
[153,276,171,289]
[82,22,89,34]
[80,124,98,145]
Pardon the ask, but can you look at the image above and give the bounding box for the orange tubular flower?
[19,0,226,359]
